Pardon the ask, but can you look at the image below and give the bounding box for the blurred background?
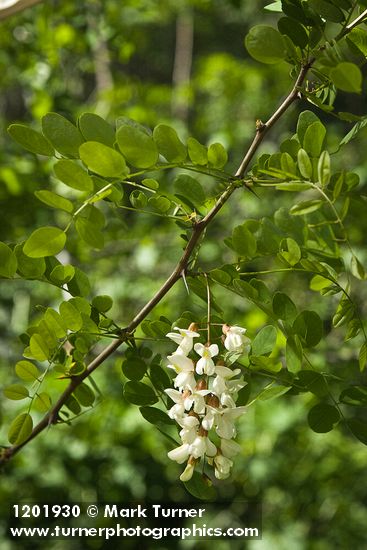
[1,1,367,548]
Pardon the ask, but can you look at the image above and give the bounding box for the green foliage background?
[1,1,367,548]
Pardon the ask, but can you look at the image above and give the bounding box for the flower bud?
[206,393,220,408]
[188,322,199,332]
[222,323,231,335]
[198,425,208,437]
[196,378,207,391]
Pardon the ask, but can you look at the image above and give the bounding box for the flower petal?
[167,443,190,464]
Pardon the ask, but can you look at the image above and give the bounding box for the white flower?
[177,415,200,444]
[215,406,247,439]
[202,408,216,431]
[223,325,249,352]
[213,366,242,395]
[165,389,189,420]
[221,438,241,458]
[180,462,195,482]
[214,454,233,479]
[166,327,200,355]
[189,435,217,459]
[167,354,196,391]
[194,343,219,375]
[204,405,247,439]
[167,443,190,464]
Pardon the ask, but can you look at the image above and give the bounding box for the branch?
[0,0,42,20]
[0,61,315,466]
[235,62,312,178]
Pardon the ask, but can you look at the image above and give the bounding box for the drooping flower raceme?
[164,323,248,482]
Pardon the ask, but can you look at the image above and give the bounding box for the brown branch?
[235,62,312,178]
[0,61,314,466]
[0,0,42,20]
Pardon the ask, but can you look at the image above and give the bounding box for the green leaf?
[286,335,303,373]
[209,268,232,286]
[35,190,74,213]
[236,382,251,406]
[359,343,367,372]
[8,413,33,445]
[293,310,323,347]
[142,178,159,190]
[122,358,147,381]
[207,143,228,168]
[0,242,17,278]
[232,224,257,258]
[277,16,308,49]
[265,1,282,12]
[279,237,301,266]
[252,325,277,356]
[347,419,367,445]
[330,62,362,93]
[4,384,29,400]
[149,196,171,213]
[296,370,328,398]
[281,152,296,175]
[245,25,286,64]
[309,275,333,292]
[15,244,46,279]
[42,113,84,158]
[272,292,298,322]
[75,218,104,249]
[187,137,208,165]
[65,395,82,415]
[153,124,186,163]
[23,227,66,258]
[78,113,115,147]
[276,182,312,192]
[54,159,94,192]
[303,121,326,157]
[116,124,158,168]
[139,406,174,426]
[92,295,113,313]
[74,383,95,407]
[67,267,91,297]
[297,148,312,179]
[44,308,67,338]
[258,384,291,401]
[232,279,258,300]
[184,471,216,500]
[79,141,128,177]
[290,199,323,215]
[340,386,367,406]
[351,255,365,280]
[123,381,158,406]
[8,124,54,156]
[347,28,367,57]
[130,190,148,209]
[49,264,75,284]
[59,301,83,331]
[150,363,171,392]
[297,111,320,145]
[309,0,344,22]
[308,403,340,433]
[15,360,40,381]
[29,333,50,361]
[174,175,206,207]
[318,151,331,186]
[33,392,52,412]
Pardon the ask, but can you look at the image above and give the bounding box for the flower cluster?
[164,323,250,481]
